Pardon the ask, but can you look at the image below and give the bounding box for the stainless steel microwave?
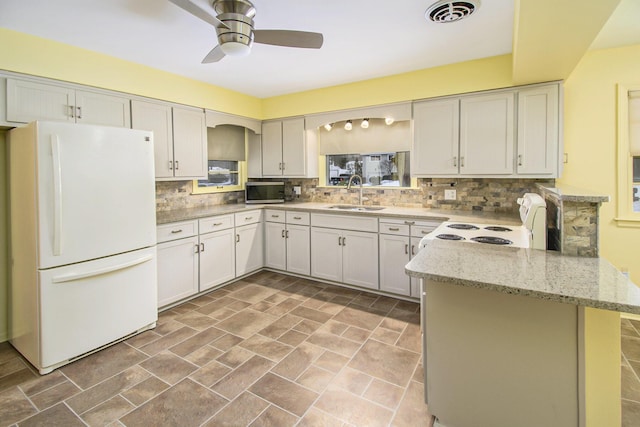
[245,181,285,204]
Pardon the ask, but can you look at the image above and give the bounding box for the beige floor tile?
[272,342,324,380]
[363,378,404,409]
[249,372,319,417]
[212,355,275,400]
[203,391,269,426]
[332,367,373,395]
[348,340,420,387]
[189,360,232,388]
[623,336,640,362]
[174,312,219,330]
[227,284,279,304]
[19,370,67,396]
[30,380,81,411]
[623,398,640,427]
[314,385,393,427]
[622,365,640,402]
[216,309,279,339]
[217,345,255,369]
[0,386,38,425]
[138,326,198,356]
[249,404,299,427]
[0,366,39,394]
[296,365,335,393]
[277,329,309,347]
[183,345,224,367]
[314,351,350,373]
[120,376,170,406]
[297,407,345,427]
[391,380,432,427]
[169,327,228,359]
[307,330,362,358]
[139,352,198,385]
[81,395,134,426]
[239,334,294,362]
[291,306,334,324]
[20,402,85,427]
[333,306,385,331]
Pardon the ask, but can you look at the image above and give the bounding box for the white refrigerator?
[9,121,158,374]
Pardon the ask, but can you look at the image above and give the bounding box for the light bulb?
[344,120,353,131]
[385,117,394,125]
[324,123,333,131]
[361,118,369,129]
[220,42,251,57]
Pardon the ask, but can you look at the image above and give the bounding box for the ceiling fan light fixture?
[361,118,369,129]
[385,117,395,125]
[324,123,333,131]
[220,41,252,56]
[344,120,353,131]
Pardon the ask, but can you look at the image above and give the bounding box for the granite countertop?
[405,239,640,314]
[156,202,523,225]
[537,183,610,204]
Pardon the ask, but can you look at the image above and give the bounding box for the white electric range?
[420,193,547,250]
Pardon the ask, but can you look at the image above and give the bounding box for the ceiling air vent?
[425,0,480,23]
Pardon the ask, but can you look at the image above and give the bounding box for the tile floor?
[0,271,432,426]
[621,318,640,427]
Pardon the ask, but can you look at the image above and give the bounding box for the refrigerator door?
[35,122,156,269]
[35,247,158,373]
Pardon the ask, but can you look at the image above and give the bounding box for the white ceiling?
[0,0,637,98]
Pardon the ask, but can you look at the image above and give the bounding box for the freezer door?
[36,247,157,372]
[36,122,156,269]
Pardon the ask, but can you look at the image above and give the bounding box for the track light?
[361,118,369,129]
[385,117,394,125]
[324,123,333,131]
[344,120,353,131]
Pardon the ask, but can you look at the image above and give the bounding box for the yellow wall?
[561,44,640,284]
[0,132,7,342]
[0,28,262,118]
[262,55,514,119]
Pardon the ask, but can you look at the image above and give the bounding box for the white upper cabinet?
[516,84,560,176]
[412,83,560,178]
[132,100,207,180]
[262,117,314,177]
[459,91,514,175]
[412,98,460,175]
[6,78,130,128]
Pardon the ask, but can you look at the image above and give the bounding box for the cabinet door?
[310,227,342,282]
[460,92,514,175]
[75,90,131,128]
[247,131,263,178]
[132,100,174,179]
[265,221,287,270]
[6,78,75,123]
[342,230,379,290]
[172,107,207,179]
[236,222,264,276]
[157,236,199,308]
[410,236,423,297]
[281,118,306,177]
[262,121,283,176]
[200,229,236,292]
[516,85,559,176]
[379,234,410,296]
[286,224,310,276]
[412,98,460,175]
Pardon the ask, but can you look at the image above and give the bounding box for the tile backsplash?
[157,178,554,215]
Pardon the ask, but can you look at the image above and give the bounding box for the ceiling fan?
[169,0,324,63]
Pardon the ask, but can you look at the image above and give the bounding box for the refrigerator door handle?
[51,134,63,256]
[51,254,154,284]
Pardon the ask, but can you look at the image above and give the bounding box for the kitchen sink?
[327,205,385,212]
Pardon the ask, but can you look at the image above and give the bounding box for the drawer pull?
[388,227,400,231]
[170,229,183,234]
[212,222,223,226]
[405,244,409,254]
[293,216,302,220]
[245,216,253,220]
[421,230,431,234]
[271,214,280,218]
[411,245,416,256]
[404,221,415,226]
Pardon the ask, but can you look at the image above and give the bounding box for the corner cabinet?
[235,210,264,277]
[132,100,207,180]
[412,82,561,178]
[6,78,131,128]
[264,210,311,276]
[262,117,317,177]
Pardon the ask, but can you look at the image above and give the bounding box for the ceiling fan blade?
[202,46,226,63]
[169,0,229,29]
[253,30,323,49]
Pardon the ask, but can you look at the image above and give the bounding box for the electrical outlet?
[293,186,301,195]
[444,189,456,200]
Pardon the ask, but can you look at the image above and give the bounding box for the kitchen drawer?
[411,221,442,238]
[265,209,286,223]
[235,209,263,226]
[311,213,378,233]
[157,220,198,243]
[379,222,410,236]
[199,214,234,234]
[286,211,310,225]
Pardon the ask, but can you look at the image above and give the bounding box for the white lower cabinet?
[199,228,236,292]
[379,219,441,297]
[156,221,199,308]
[235,210,264,277]
[265,210,311,276]
[310,213,379,290]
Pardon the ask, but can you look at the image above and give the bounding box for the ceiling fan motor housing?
[213,0,256,53]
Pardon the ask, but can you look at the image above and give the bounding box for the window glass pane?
[326,152,410,187]
[198,160,239,187]
[634,157,640,212]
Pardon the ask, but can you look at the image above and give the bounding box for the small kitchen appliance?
[245,181,285,204]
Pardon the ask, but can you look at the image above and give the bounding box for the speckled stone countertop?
[537,183,610,203]
[156,202,522,225]
[405,239,640,314]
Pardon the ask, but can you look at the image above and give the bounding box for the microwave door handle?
[51,134,63,256]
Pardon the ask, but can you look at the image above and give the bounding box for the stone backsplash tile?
[156,181,244,212]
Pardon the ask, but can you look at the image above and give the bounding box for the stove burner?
[436,234,465,241]
[484,226,513,232]
[471,236,513,245]
[447,223,480,230]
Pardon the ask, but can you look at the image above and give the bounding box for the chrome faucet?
[347,174,364,205]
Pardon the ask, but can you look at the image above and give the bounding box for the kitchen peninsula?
[406,240,640,427]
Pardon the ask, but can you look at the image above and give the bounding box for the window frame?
[615,83,640,227]
[319,155,418,189]
[191,130,248,195]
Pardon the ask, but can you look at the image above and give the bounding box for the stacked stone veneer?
[157,178,554,215]
[537,186,604,257]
